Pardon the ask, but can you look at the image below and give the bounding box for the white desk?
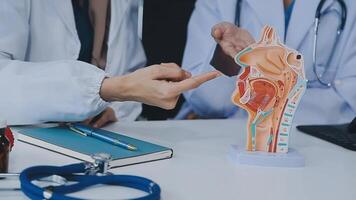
[1,119,356,200]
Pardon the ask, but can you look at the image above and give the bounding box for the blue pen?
[68,123,137,151]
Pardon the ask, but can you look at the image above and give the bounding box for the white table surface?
[1,119,356,200]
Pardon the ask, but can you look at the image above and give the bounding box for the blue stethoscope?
[1,153,161,200]
[235,0,347,87]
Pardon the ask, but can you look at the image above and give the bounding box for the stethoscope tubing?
[19,163,161,200]
[20,163,84,200]
[313,0,347,87]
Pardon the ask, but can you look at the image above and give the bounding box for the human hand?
[83,107,117,128]
[100,63,221,109]
[211,22,255,58]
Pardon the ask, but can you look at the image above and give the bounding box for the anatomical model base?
[232,26,307,154]
[229,145,304,167]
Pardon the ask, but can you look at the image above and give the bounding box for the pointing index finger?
[173,71,222,93]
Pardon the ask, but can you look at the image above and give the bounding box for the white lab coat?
[182,0,356,125]
[0,0,146,125]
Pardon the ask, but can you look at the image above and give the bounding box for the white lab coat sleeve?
[0,1,109,125]
[0,60,109,126]
[182,0,238,118]
[333,16,356,114]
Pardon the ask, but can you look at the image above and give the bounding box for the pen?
[68,123,137,151]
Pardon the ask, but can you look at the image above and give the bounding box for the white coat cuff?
[90,72,110,116]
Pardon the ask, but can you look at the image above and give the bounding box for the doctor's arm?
[0,1,219,125]
[0,59,219,125]
[182,0,252,118]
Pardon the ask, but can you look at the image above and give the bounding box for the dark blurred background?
[141,0,196,120]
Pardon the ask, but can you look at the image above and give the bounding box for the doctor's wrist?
[99,76,132,102]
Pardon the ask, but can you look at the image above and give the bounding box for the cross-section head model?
[232,25,307,153]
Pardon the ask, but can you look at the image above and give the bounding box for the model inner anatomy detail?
[232,26,307,153]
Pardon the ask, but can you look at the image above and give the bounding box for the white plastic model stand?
[229,145,305,168]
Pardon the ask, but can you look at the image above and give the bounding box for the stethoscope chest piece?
[85,152,112,175]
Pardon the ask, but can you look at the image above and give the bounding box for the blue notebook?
[16,126,173,167]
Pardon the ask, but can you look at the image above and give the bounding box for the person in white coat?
[0,0,221,125]
[0,0,146,126]
[179,0,356,125]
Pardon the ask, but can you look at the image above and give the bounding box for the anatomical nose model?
[232,26,307,153]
